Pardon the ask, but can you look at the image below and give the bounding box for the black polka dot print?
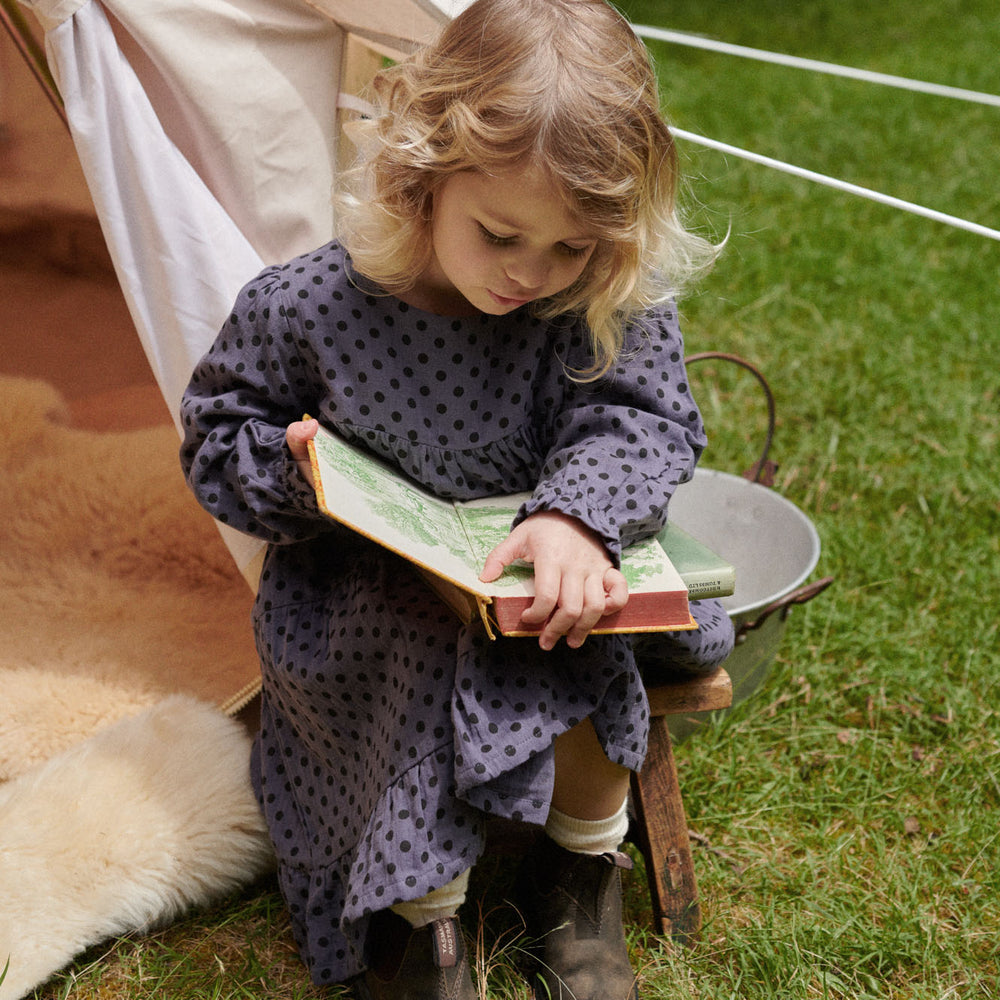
[180,241,734,984]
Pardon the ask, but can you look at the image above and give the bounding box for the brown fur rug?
[0,376,272,999]
[0,375,260,779]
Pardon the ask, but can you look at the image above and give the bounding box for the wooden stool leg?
[630,715,700,943]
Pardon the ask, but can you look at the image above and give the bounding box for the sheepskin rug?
[0,376,273,999]
[0,697,275,1000]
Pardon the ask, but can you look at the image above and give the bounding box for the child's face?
[417,163,598,316]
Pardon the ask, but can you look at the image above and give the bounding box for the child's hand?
[479,511,628,650]
[286,418,319,488]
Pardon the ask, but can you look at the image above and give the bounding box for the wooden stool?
[630,667,733,943]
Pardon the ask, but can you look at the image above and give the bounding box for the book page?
[309,424,698,624]
[453,496,534,592]
[617,536,688,593]
[310,425,491,594]
[454,496,686,597]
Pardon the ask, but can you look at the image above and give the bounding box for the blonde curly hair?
[336,0,717,377]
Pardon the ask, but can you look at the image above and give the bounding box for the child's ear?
[422,171,454,217]
[421,183,439,221]
[424,192,434,220]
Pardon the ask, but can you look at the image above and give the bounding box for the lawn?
[17,1,1000,998]
[615,0,1000,995]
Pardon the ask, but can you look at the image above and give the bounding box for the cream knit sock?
[544,797,630,855]
[390,868,471,928]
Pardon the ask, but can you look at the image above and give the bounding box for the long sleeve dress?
[179,241,734,985]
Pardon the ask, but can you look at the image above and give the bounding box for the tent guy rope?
[634,24,1000,108]
[671,127,1000,243]
[636,25,1000,242]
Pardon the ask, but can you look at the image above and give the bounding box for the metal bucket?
[666,466,832,736]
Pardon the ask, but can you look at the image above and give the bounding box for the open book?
[307,423,732,638]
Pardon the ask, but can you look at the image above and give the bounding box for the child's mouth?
[489,290,531,308]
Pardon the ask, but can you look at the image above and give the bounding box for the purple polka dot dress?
[180,242,733,984]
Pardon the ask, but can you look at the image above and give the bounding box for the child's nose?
[504,253,549,292]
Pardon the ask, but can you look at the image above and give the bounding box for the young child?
[180,1,734,997]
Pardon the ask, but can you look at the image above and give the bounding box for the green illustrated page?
[454,497,688,596]
[310,425,486,593]
[453,497,534,590]
[617,536,686,592]
[309,425,534,598]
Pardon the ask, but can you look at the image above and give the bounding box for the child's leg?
[551,716,630,821]
[634,597,734,680]
[515,718,639,1000]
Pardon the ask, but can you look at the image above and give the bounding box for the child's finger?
[521,562,561,627]
[535,570,610,650]
[285,419,319,487]
[479,534,524,583]
[604,568,629,613]
[561,573,609,649]
[285,418,318,456]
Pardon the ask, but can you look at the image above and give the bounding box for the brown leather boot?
[355,910,476,1000]
[514,835,639,1000]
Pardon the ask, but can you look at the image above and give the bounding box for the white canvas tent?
[8,0,469,581]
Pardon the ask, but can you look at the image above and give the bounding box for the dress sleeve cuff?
[513,491,623,566]
[281,450,322,517]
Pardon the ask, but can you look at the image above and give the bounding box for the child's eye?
[559,242,593,259]
[477,224,515,246]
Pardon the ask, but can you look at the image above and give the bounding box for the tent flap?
[17,0,465,575]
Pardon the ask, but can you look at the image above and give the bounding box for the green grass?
[24,1,1000,997]
[616,1,1000,996]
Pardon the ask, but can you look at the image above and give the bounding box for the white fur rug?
[0,377,273,999]
[0,697,274,1000]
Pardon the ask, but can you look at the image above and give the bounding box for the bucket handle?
[685,353,836,628]
[736,576,835,638]
[685,351,777,485]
